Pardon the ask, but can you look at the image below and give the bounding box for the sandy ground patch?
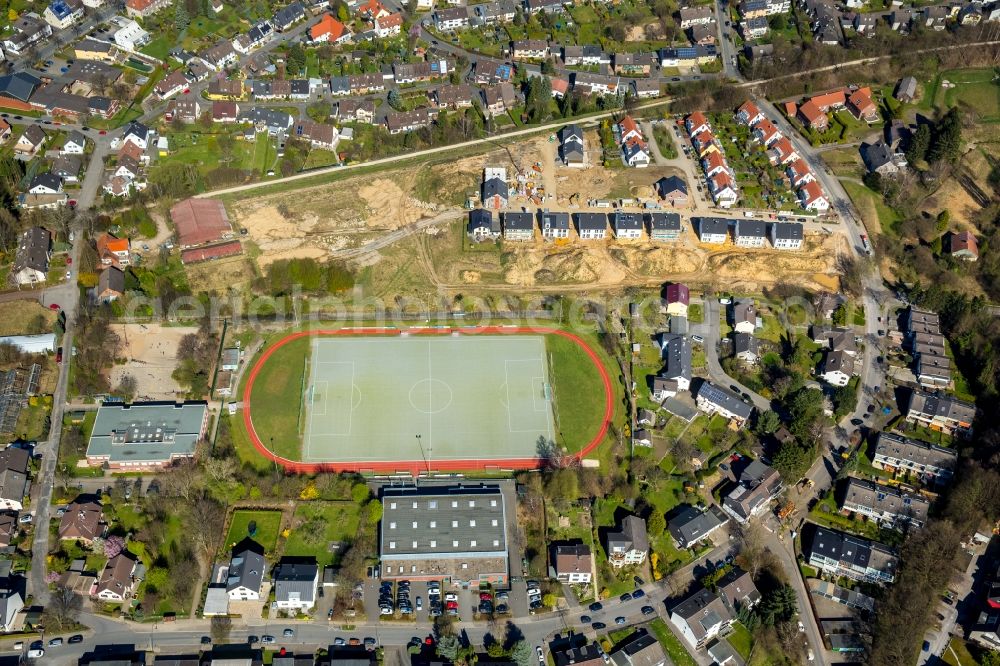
[921,176,987,232]
[229,141,548,270]
[426,221,844,293]
[627,21,665,40]
[109,323,198,400]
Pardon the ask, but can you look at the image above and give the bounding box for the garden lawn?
[648,618,698,666]
[225,509,283,553]
[727,622,754,659]
[283,502,362,567]
[140,36,172,60]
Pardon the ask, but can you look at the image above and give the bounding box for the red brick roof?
[181,240,243,264]
[311,14,348,41]
[666,283,690,305]
[949,230,978,257]
[737,100,760,123]
[171,198,233,247]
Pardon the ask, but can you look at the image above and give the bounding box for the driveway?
[696,297,770,412]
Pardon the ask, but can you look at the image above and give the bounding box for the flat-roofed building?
[379,484,509,586]
[85,402,209,470]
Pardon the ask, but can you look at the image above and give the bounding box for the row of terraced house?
[735,100,831,212]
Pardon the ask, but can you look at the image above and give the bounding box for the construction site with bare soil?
[225,134,846,300]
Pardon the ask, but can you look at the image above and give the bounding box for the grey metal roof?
[0,72,41,102]
[482,178,508,201]
[771,222,803,240]
[668,504,728,548]
[86,402,207,464]
[228,540,266,594]
[503,212,533,231]
[735,219,767,238]
[698,217,730,236]
[661,334,691,383]
[575,212,606,231]
[647,212,681,231]
[468,209,498,234]
[274,559,318,602]
[613,212,643,231]
[540,211,570,230]
[380,484,507,559]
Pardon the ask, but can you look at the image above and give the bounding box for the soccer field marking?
[504,357,554,434]
[531,376,547,412]
[306,361,355,452]
[311,380,329,416]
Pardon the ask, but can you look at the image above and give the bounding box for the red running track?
[241,326,615,475]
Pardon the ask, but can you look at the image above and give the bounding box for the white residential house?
[820,349,854,386]
[670,588,734,649]
[770,222,803,250]
[61,132,87,155]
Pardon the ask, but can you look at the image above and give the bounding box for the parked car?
[632,589,645,599]
[592,622,606,630]
[68,635,83,644]
[615,616,626,625]
[581,615,592,623]
[261,636,275,644]
[334,638,347,647]
[283,628,294,637]
[641,606,655,616]
[48,638,64,647]
[589,602,603,612]
[537,647,545,664]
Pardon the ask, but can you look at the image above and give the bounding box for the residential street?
[37,540,738,665]
[688,297,769,413]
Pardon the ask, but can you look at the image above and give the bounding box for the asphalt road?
[31,541,738,665]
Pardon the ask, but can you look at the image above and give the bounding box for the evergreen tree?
[437,635,460,661]
[758,585,798,626]
[174,2,190,32]
[511,641,533,666]
[906,122,931,165]
[927,107,962,163]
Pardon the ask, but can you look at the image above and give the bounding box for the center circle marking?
[409,378,453,414]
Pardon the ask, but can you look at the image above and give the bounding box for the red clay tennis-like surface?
[242,326,615,475]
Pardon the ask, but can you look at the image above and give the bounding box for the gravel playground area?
[109,323,198,401]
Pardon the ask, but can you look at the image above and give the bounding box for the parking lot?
[362,575,531,625]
